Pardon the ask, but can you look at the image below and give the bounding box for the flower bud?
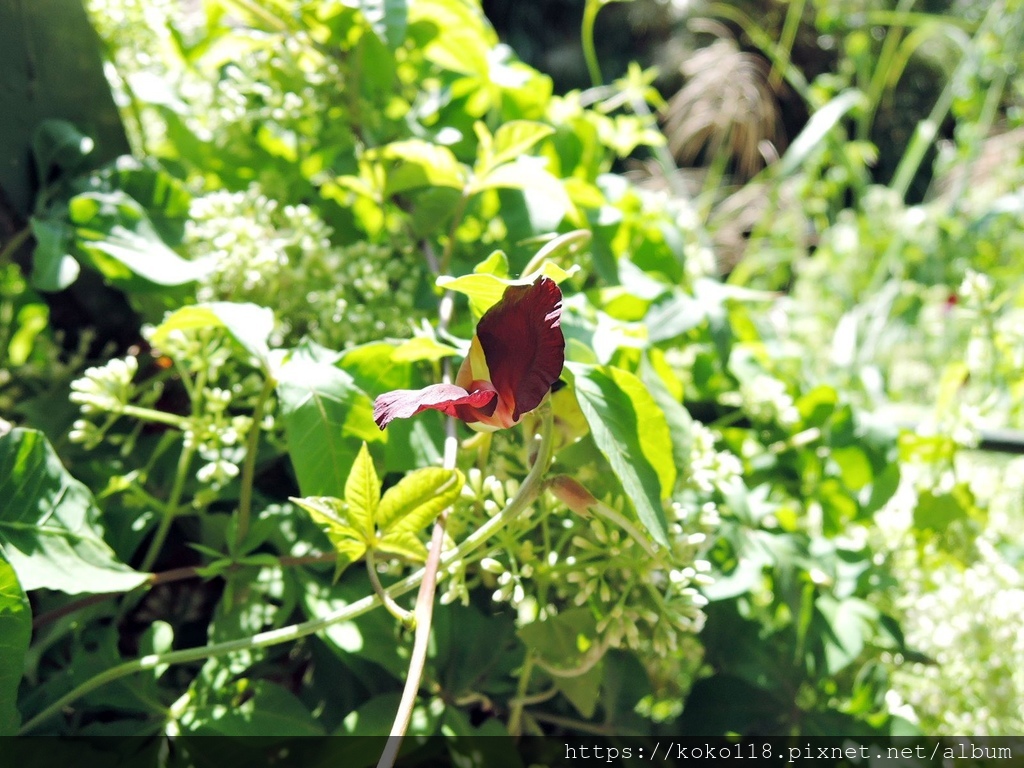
[546,475,597,518]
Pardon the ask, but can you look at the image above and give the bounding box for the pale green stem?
[0,226,31,265]
[138,439,194,573]
[377,333,472,766]
[769,0,807,91]
[366,551,414,627]
[507,651,536,737]
[581,0,603,87]
[590,500,658,558]
[234,375,276,550]
[118,403,190,430]
[137,368,205,574]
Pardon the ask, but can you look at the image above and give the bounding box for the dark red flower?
[373,277,564,430]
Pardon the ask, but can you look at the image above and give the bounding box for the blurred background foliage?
[1,0,1023,749]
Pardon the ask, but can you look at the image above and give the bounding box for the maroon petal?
[476,276,564,425]
[373,383,497,429]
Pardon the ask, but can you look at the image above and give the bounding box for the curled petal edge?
[476,276,565,426]
[373,383,497,429]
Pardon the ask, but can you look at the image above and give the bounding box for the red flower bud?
[373,277,565,430]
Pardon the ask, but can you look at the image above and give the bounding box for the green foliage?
[0,427,148,594]
[294,443,464,574]
[0,548,31,736]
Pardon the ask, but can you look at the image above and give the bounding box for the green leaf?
[487,121,555,171]
[180,680,324,736]
[68,190,211,288]
[471,160,571,220]
[830,445,873,491]
[517,607,603,716]
[0,428,149,594]
[408,0,494,76]
[150,302,275,366]
[291,496,368,577]
[437,260,579,317]
[638,355,692,480]
[377,467,463,535]
[817,595,879,676]
[392,337,460,362]
[519,607,598,666]
[28,216,79,292]
[374,530,427,562]
[565,363,673,546]
[679,674,783,734]
[777,90,865,178]
[913,485,975,532]
[0,0,129,218]
[356,0,407,49]
[32,119,95,186]
[300,571,409,680]
[344,443,380,542]
[368,140,466,197]
[473,249,510,278]
[645,292,706,343]
[0,547,30,735]
[276,358,383,498]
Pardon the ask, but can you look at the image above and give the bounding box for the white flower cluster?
[557,500,715,655]
[686,421,744,495]
[958,269,994,309]
[69,356,140,448]
[738,373,800,427]
[879,455,1024,734]
[448,463,717,655]
[70,356,138,415]
[186,187,426,349]
[892,537,1024,734]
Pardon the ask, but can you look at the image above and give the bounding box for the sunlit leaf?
[68,190,211,288]
[150,302,275,366]
[566,363,673,545]
[392,337,460,362]
[486,121,555,171]
[277,358,382,498]
[344,443,380,542]
[377,467,463,535]
[374,530,427,562]
[28,216,79,292]
[0,428,149,594]
[356,0,407,49]
[291,496,368,578]
[368,140,466,196]
[437,260,579,317]
[178,680,324,736]
[777,90,865,178]
[0,548,30,735]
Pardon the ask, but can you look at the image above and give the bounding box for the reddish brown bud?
[546,475,598,518]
